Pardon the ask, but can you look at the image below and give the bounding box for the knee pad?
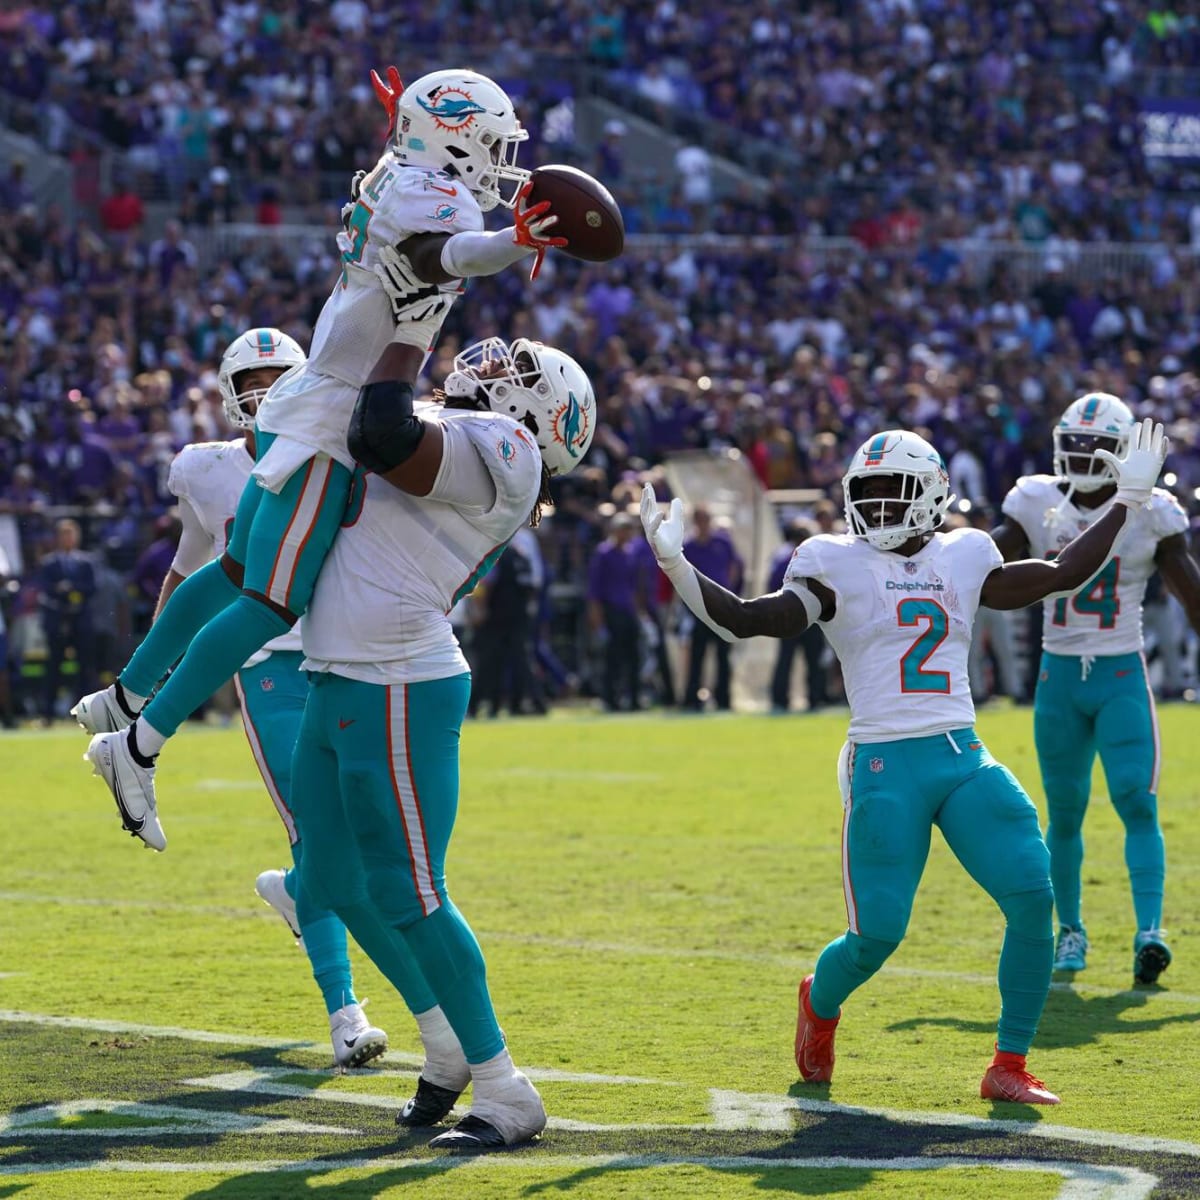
[844,932,899,974]
[363,860,431,930]
[999,886,1054,940]
[1109,781,1158,832]
[347,379,423,475]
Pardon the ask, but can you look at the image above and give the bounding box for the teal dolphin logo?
[558,391,586,458]
[417,88,492,130]
[497,437,517,468]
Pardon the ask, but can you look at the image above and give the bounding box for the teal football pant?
[235,651,356,1016]
[130,431,353,739]
[290,671,507,1064]
[809,729,1054,1056]
[1034,650,1163,933]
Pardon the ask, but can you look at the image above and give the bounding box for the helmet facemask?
[223,370,282,430]
[1052,428,1125,493]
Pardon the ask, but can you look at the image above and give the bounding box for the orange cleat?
[980,1048,1060,1105]
[794,974,840,1082]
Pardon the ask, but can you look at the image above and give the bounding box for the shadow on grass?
[884,981,1200,1049]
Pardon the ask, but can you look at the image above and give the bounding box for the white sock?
[469,1047,515,1089]
[117,681,147,712]
[132,718,167,757]
[415,1006,468,1089]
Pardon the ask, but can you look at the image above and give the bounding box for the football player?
[74,68,567,850]
[993,394,1200,984]
[156,328,388,1068]
[287,335,595,1149]
[642,421,1168,1104]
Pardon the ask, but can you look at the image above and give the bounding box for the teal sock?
[139,595,291,738]
[1046,822,1084,928]
[810,932,896,1019]
[121,560,240,698]
[996,889,1054,1055]
[398,900,504,1063]
[1124,827,1165,930]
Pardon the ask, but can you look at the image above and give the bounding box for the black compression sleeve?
[347,379,424,474]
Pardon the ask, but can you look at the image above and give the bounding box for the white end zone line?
[0,1155,1159,1198]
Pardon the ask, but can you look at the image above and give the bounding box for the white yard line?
[0,1155,1158,1198]
[0,1100,352,1139]
[0,1011,674,1086]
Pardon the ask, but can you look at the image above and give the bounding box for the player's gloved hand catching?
[640,482,684,565]
[374,245,455,324]
[370,65,404,141]
[511,181,568,282]
[1096,416,1169,510]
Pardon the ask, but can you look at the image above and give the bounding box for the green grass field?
[2,706,1198,1198]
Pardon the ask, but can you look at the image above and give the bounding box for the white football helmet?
[444,337,595,476]
[1053,393,1135,493]
[392,69,529,212]
[216,328,306,429]
[843,430,953,551]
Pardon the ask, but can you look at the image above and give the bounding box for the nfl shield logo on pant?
[869,757,884,773]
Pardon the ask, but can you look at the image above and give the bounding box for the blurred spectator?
[473,533,543,717]
[587,512,643,712]
[767,519,828,714]
[0,539,13,727]
[99,175,145,233]
[680,504,743,712]
[37,518,97,720]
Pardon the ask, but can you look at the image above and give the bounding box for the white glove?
[640,483,684,563]
[1095,417,1169,510]
[374,244,455,324]
[339,169,367,229]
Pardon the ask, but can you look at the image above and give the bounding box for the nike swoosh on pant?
[339,719,356,730]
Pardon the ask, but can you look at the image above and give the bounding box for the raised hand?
[511,181,568,281]
[1096,417,1168,509]
[640,482,684,563]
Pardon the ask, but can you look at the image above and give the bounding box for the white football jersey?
[784,528,1002,742]
[1001,474,1187,656]
[255,156,483,469]
[302,408,543,683]
[167,439,302,663]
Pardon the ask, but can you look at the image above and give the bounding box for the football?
[527,164,624,263]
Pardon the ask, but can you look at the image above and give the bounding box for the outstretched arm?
[639,484,831,640]
[981,418,1168,610]
[1157,532,1200,634]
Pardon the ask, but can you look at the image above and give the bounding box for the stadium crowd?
[1,1,1199,721]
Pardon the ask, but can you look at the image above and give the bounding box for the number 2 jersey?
[1002,474,1187,657]
[301,408,543,683]
[783,528,1003,742]
[254,154,484,472]
[167,439,302,665]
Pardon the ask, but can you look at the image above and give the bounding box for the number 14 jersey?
[783,528,1002,742]
[1002,475,1186,658]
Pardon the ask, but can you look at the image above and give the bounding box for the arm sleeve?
[440,229,534,279]
[170,496,217,577]
[424,419,499,512]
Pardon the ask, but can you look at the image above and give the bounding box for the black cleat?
[396,1076,461,1127]
[428,1114,511,1151]
[1133,933,1172,985]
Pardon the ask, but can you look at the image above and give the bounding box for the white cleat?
[84,731,165,851]
[430,1068,546,1151]
[255,869,303,943]
[330,1002,388,1069]
[71,685,136,734]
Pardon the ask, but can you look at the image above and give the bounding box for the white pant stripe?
[265,456,334,609]
[233,674,298,844]
[1139,652,1161,794]
[386,684,440,917]
[838,742,859,935]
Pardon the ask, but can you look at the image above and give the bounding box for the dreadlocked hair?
[529,463,553,528]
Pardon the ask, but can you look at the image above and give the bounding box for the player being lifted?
[286,335,595,1149]
[157,328,388,1067]
[641,420,1168,1104]
[74,68,567,850]
[993,394,1200,984]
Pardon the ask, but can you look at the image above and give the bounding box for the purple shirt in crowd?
[684,532,743,593]
[587,538,642,614]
